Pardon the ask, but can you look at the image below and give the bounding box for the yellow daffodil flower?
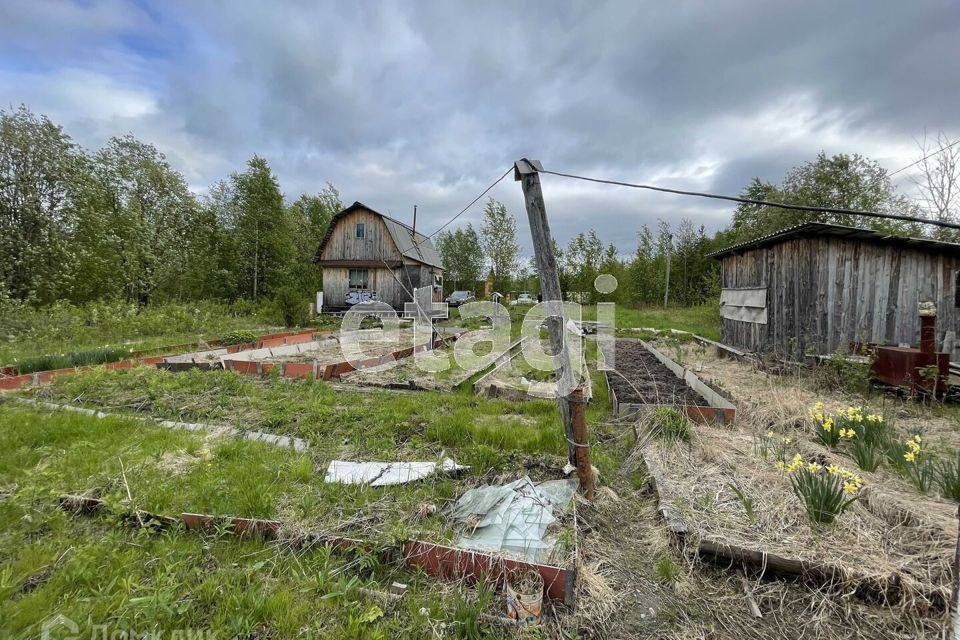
[827,464,840,475]
[766,431,774,438]
[904,451,916,463]
[807,462,821,473]
[843,482,857,495]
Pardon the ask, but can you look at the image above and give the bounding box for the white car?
[511,292,535,306]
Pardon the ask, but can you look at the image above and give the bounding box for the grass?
[0,406,518,639]
[582,303,720,340]
[444,302,721,342]
[0,300,281,367]
[0,316,657,637]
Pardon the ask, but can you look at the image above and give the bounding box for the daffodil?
[854,475,863,488]
[838,428,847,438]
[843,482,857,495]
[844,429,855,439]
[776,460,785,472]
[904,451,916,463]
[807,462,821,473]
[827,464,840,475]
[783,437,792,444]
[766,431,774,438]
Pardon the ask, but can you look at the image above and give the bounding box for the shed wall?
[719,237,960,358]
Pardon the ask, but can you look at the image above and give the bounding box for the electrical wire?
[537,167,960,231]
[888,136,960,177]
[410,166,512,248]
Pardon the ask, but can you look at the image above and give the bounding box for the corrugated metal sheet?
[381,216,443,268]
[709,222,960,259]
[312,201,444,269]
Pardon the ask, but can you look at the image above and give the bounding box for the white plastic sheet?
[324,458,466,486]
[451,476,577,563]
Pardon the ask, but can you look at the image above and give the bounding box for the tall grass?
[13,346,134,374]
[0,299,278,365]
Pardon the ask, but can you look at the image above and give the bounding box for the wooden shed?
[709,222,960,360]
[312,202,444,311]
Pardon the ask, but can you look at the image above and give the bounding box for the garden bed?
[638,407,958,617]
[603,339,736,423]
[340,330,501,391]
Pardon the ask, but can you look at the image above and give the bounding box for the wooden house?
[312,202,444,311]
[709,222,960,360]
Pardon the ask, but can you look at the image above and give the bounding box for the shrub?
[650,407,690,442]
[902,435,934,493]
[936,451,960,502]
[808,404,879,449]
[850,436,883,472]
[781,454,862,524]
[273,287,307,327]
[221,330,258,346]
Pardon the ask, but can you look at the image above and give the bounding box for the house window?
[349,268,369,289]
[356,223,365,238]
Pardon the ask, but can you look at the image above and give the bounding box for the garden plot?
[226,330,413,364]
[340,330,505,391]
[603,339,735,423]
[640,418,957,615]
[473,336,594,402]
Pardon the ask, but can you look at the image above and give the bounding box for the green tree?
[479,198,520,294]
[287,183,342,294]
[0,106,85,303]
[436,223,484,293]
[88,134,199,304]
[565,230,604,303]
[231,156,294,300]
[725,152,922,244]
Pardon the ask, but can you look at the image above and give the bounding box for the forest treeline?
[2,105,955,311]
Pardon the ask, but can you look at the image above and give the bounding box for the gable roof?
[708,222,960,259]
[311,201,444,269]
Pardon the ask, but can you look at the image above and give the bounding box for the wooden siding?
[719,237,960,359]
[319,209,403,264]
[319,208,444,309]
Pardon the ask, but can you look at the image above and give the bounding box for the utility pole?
[515,158,578,468]
[663,232,672,307]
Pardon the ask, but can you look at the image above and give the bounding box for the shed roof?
[312,201,444,269]
[709,222,960,259]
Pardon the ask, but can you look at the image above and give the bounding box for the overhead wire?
[409,166,513,249]
[536,167,960,231]
[887,136,960,177]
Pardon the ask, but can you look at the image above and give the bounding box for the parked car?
[511,292,535,306]
[445,290,475,307]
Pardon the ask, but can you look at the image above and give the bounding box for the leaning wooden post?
[951,504,960,639]
[569,386,594,498]
[515,158,578,468]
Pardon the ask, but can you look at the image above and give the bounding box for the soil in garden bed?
[607,340,709,407]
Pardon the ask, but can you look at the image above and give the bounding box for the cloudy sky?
[2,1,959,254]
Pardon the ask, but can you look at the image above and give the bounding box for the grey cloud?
[0,0,958,254]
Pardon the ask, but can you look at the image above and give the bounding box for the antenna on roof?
[412,205,417,236]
